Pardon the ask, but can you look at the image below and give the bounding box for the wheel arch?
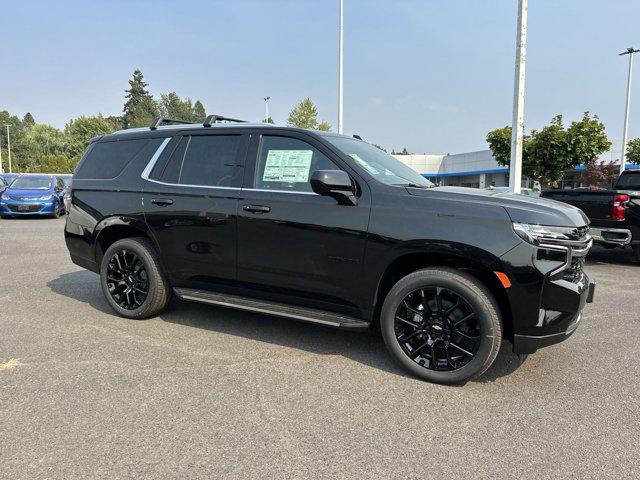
[372,247,513,339]
[93,217,159,272]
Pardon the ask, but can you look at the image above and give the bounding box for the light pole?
[509,0,527,194]
[619,47,639,173]
[338,0,344,134]
[264,97,270,123]
[5,125,12,173]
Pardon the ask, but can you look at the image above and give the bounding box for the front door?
[236,132,371,316]
[143,131,248,288]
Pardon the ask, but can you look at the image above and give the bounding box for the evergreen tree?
[287,98,321,129]
[22,112,35,133]
[123,69,157,128]
[193,100,206,122]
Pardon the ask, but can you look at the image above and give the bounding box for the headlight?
[39,194,53,201]
[512,223,578,246]
[1,194,9,200]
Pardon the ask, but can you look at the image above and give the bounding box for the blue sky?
[1,0,638,154]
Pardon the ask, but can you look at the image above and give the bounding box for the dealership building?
[393,142,638,189]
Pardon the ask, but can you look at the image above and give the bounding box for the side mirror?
[310,170,357,206]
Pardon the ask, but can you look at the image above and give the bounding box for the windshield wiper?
[392,182,431,189]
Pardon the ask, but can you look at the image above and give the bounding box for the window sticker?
[263,149,313,183]
[349,153,380,175]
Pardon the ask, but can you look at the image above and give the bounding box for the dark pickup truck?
[542,169,640,261]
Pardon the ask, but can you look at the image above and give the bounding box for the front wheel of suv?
[380,267,502,384]
[100,237,171,319]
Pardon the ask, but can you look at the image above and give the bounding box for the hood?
[407,186,589,227]
[5,187,54,198]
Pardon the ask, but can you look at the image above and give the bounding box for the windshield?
[9,176,52,190]
[324,137,434,188]
[616,172,640,190]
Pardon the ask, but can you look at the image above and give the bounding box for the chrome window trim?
[145,177,241,191]
[140,137,171,180]
[244,188,318,196]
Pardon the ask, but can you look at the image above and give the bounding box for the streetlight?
[619,47,639,173]
[5,125,12,173]
[264,96,271,123]
[338,0,344,134]
[508,0,528,194]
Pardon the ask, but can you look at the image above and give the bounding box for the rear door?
[236,131,371,316]
[142,130,249,288]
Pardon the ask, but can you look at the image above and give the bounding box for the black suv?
[65,116,596,384]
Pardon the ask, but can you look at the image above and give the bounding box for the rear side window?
[154,135,241,187]
[75,138,161,179]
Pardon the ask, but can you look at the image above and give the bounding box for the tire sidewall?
[100,238,160,318]
[381,269,500,384]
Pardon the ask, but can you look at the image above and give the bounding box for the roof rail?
[203,114,246,127]
[149,117,196,130]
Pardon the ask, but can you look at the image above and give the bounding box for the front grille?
[566,225,590,241]
[562,256,585,282]
[7,203,43,212]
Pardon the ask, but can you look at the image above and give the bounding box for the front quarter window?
[324,136,434,188]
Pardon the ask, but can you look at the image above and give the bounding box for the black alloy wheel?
[380,268,502,384]
[105,249,149,310]
[394,287,480,371]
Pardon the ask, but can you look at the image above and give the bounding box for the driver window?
[254,136,339,192]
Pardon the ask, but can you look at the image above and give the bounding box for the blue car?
[0,174,67,218]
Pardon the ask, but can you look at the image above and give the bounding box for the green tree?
[22,112,35,133]
[317,120,331,131]
[626,138,640,165]
[39,153,72,173]
[193,100,206,122]
[487,113,611,188]
[123,69,158,128]
[287,98,323,129]
[64,115,117,161]
[23,124,66,171]
[263,117,275,124]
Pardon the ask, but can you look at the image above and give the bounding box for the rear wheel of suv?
[100,237,171,319]
[633,244,640,263]
[380,267,502,384]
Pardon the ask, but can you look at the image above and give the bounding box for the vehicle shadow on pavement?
[47,270,523,384]
[586,245,638,267]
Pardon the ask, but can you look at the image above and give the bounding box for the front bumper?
[513,276,595,354]
[0,199,56,215]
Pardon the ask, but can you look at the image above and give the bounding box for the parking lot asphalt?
[1,217,639,479]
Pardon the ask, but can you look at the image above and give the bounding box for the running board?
[173,288,371,331]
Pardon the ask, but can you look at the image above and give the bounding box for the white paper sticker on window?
[263,149,313,183]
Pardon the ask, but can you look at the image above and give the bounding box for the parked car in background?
[0,174,67,218]
[64,116,595,384]
[542,169,640,261]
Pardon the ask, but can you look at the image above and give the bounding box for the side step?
[173,288,371,331]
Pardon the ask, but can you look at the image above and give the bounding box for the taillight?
[612,194,629,220]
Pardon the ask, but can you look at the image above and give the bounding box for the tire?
[50,202,61,219]
[100,237,171,319]
[380,267,502,384]
[633,244,640,263]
